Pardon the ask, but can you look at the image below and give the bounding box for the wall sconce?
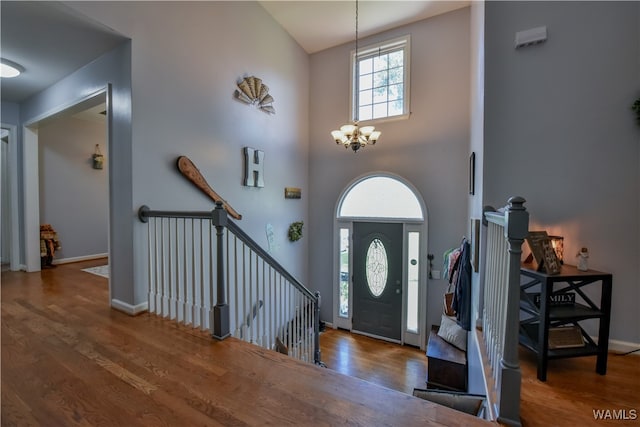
[549,235,564,264]
[92,144,104,170]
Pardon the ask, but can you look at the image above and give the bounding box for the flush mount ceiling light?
[0,58,24,78]
[330,0,381,153]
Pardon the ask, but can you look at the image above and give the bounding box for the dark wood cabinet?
[519,264,612,381]
[426,326,467,392]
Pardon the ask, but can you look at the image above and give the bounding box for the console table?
[519,264,612,381]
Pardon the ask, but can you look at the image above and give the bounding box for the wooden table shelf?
[521,301,606,321]
[520,323,600,359]
[519,264,612,381]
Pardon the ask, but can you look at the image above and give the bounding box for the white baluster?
[199,219,206,330]
[190,219,196,326]
[234,236,241,338]
[262,261,267,348]
[181,218,187,325]
[209,220,215,333]
[147,220,155,314]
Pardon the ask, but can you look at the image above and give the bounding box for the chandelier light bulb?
[330,121,380,152]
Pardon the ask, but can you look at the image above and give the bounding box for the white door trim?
[23,126,40,272]
[333,172,429,350]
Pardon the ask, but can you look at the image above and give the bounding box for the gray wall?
[38,116,108,260]
[468,1,485,329]
[309,8,471,325]
[1,101,19,124]
[1,101,22,263]
[467,0,485,395]
[484,1,640,344]
[70,2,310,304]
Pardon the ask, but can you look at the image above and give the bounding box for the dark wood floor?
[1,260,488,427]
[319,318,640,426]
[320,328,429,395]
[320,329,640,427]
[2,260,638,426]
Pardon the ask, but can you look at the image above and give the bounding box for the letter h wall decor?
[243,147,265,187]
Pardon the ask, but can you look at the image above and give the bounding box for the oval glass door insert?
[366,238,388,297]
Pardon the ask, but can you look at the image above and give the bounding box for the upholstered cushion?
[437,314,467,351]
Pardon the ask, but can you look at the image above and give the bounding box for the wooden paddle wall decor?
[176,156,242,220]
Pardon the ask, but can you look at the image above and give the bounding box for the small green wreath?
[632,98,640,125]
[288,221,303,242]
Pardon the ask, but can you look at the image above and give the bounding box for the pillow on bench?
[437,314,467,352]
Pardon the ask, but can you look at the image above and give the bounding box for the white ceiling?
[0,1,469,103]
[259,1,469,54]
[0,1,127,103]
[73,103,107,123]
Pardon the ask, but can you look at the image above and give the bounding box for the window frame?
[350,35,411,123]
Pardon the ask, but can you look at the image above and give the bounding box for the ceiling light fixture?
[0,58,24,78]
[331,0,381,152]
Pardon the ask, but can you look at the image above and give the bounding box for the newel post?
[500,196,528,426]
[211,202,230,340]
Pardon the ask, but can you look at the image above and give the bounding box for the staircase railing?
[138,202,321,365]
[478,196,528,427]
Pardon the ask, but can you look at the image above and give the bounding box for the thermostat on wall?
[515,26,547,49]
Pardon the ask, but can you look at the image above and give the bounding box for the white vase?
[576,248,589,271]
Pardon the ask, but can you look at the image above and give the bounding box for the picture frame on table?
[525,230,561,274]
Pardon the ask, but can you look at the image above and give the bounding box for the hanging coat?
[452,239,472,331]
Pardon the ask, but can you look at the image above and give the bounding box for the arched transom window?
[339,176,423,220]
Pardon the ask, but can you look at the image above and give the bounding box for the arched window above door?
[338,175,423,220]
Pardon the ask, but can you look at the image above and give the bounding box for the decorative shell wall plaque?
[234,76,275,114]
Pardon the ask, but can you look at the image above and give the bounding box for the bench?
[426,325,467,392]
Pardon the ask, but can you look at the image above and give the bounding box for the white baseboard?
[111,298,148,316]
[587,335,640,355]
[608,338,640,356]
[53,253,108,265]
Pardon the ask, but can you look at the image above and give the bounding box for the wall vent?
[515,26,547,49]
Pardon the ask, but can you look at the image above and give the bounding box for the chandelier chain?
[354,0,359,122]
[355,0,359,60]
[330,0,381,152]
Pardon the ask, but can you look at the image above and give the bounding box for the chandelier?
[331,0,381,152]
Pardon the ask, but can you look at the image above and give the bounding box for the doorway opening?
[22,89,110,285]
[334,173,428,349]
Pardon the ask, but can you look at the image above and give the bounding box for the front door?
[352,222,403,341]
